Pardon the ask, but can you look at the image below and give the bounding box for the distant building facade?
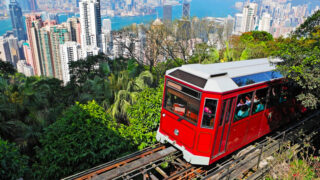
[9,0,26,41]
[163,5,172,23]
[79,0,102,57]
[60,41,81,84]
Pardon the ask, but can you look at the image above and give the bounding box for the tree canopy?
[0,138,29,180]
[275,11,320,109]
[34,101,132,179]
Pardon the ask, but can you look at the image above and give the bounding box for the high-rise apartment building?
[0,37,12,63]
[234,13,243,34]
[163,5,172,23]
[9,0,26,41]
[6,33,20,67]
[38,26,54,77]
[59,41,81,84]
[67,17,81,44]
[17,60,34,76]
[79,0,102,57]
[49,24,70,80]
[241,3,258,33]
[258,13,271,32]
[102,19,112,33]
[23,42,34,67]
[25,14,43,75]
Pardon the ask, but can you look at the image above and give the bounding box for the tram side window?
[268,85,288,108]
[234,92,254,122]
[252,88,268,114]
[165,87,200,124]
[201,99,218,129]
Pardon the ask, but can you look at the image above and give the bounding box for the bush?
[34,101,132,179]
[0,138,29,180]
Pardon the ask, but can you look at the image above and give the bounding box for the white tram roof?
[166,58,283,93]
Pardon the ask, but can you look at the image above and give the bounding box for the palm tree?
[110,71,153,123]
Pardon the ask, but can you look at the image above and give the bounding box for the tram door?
[212,97,236,158]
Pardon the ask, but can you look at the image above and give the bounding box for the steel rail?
[62,144,165,180]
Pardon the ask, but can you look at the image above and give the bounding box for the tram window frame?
[252,88,268,115]
[267,85,288,108]
[219,100,227,126]
[234,91,254,122]
[164,80,202,125]
[201,98,219,129]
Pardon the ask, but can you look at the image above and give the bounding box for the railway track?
[63,111,320,180]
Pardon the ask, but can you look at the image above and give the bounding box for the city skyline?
[0,0,319,80]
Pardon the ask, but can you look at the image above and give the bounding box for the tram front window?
[165,85,200,125]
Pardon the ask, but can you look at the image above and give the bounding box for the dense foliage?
[0,60,16,75]
[0,138,29,180]
[34,101,132,179]
[275,10,320,109]
[120,83,164,149]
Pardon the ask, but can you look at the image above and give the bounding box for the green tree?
[34,101,132,179]
[110,71,154,123]
[0,60,16,75]
[275,27,320,109]
[189,43,220,64]
[0,138,29,180]
[120,82,164,149]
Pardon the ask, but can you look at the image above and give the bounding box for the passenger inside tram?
[245,95,252,106]
[237,105,249,118]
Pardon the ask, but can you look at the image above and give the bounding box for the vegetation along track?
[63,111,320,180]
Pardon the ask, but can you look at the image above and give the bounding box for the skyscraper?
[0,37,12,63]
[38,26,54,77]
[17,60,34,76]
[79,0,102,57]
[49,24,70,80]
[25,14,43,75]
[23,42,34,67]
[102,19,112,33]
[234,13,243,34]
[241,3,258,33]
[258,13,271,32]
[67,17,81,44]
[163,5,172,23]
[182,1,190,19]
[9,0,26,41]
[60,41,81,84]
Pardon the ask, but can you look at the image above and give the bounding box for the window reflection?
[165,87,200,124]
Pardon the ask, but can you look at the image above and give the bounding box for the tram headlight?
[174,129,179,136]
[162,113,166,117]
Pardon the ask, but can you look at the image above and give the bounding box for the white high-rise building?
[258,13,271,32]
[102,19,112,33]
[60,42,82,85]
[234,13,243,34]
[241,3,258,33]
[0,36,12,64]
[79,0,102,58]
[17,60,34,77]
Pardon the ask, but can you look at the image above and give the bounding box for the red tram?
[156,58,298,165]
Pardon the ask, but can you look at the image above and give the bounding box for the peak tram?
[156,58,300,165]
